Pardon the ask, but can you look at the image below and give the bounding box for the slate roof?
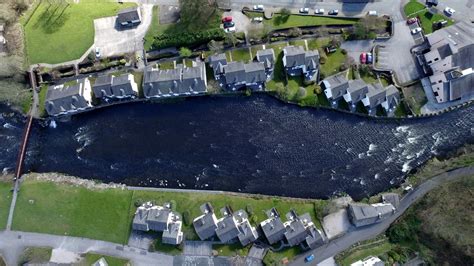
[260,208,286,245]
[94,75,112,88]
[46,79,87,101]
[363,84,387,108]
[193,203,219,240]
[384,85,400,110]
[323,72,349,99]
[223,61,266,86]
[256,49,276,69]
[237,219,259,246]
[305,227,325,249]
[283,46,307,67]
[216,206,240,243]
[117,7,140,25]
[208,53,228,76]
[382,193,400,209]
[348,203,394,222]
[112,73,132,86]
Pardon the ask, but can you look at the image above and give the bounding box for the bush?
[152,29,226,50]
[319,57,327,64]
[182,211,191,226]
[179,47,193,57]
[341,49,347,55]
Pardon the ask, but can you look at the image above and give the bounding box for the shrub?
[179,47,193,57]
[182,211,191,226]
[341,49,347,55]
[319,57,327,64]
[152,29,226,50]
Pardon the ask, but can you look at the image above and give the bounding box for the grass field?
[82,253,130,266]
[0,181,12,230]
[339,240,392,265]
[38,85,49,117]
[320,50,346,77]
[23,0,136,64]
[230,48,252,62]
[144,6,171,51]
[12,178,133,244]
[403,0,426,16]
[246,12,358,30]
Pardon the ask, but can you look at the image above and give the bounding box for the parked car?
[299,7,309,14]
[222,16,233,23]
[314,8,325,14]
[253,4,264,11]
[367,53,373,64]
[252,17,263,23]
[368,10,377,16]
[223,21,235,28]
[325,45,337,54]
[224,26,236,33]
[406,17,417,24]
[444,7,455,16]
[95,47,101,59]
[305,254,315,263]
[360,53,367,64]
[328,9,339,15]
[411,27,422,34]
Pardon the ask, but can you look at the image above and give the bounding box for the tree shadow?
[32,2,71,34]
[273,14,289,26]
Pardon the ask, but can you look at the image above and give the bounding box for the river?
[1,95,473,199]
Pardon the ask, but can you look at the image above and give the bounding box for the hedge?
[152,28,226,50]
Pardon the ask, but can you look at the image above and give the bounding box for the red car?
[222,16,233,23]
[407,17,417,25]
[360,53,367,64]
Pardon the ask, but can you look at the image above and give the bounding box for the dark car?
[328,9,339,15]
[223,21,235,28]
[407,17,417,25]
[367,53,373,64]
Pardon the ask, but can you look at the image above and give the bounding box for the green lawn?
[130,190,326,241]
[230,48,252,62]
[23,0,136,64]
[214,243,251,257]
[38,85,48,117]
[82,253,130,266]
[250,45,264,58]
[320,49,346,77]
[144,6,171,51]
[288,39,307,50]
[339,241,392,266]
[19,247,52,265]
[246,12,358,30]
[0,182,12,230]
[263,246,302,266]
[158,61,175,70]
[404,0,454,34]
[12,178,133,244]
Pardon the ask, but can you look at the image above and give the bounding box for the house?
[322,72,349,103]
[208,53,228,79]
[162,214,184,245]
[93,74,138,99]
[117,7,141,27]
[282,46,319,81]
[260,208,286,245]
[193,203,219,240]
[223,61,267,91]
[143,61,207,98]
[361,83,388,111]
[45,78,93,116]
[215,206,241,243]
[350,256,384,266]
[382,193,400,209]
[283,210,316,247]
[304,226,325,249]
[234,209,259,246]
[420,22,474,103]
[381,85,400,113]
[132,202,184,245]
[256,49,276,76]
[343,79,369,107]
[348,203,395,227]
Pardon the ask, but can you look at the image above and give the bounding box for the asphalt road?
[291,166,474,265]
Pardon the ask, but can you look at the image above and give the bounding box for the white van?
[368,10,377,16]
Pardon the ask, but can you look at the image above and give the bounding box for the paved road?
[0,231,174,266]
[291,166,474,265]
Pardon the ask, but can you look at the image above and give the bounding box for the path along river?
[1,95,473,199]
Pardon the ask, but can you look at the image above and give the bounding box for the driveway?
[375,20,420,84]
[290,166,474,265]
[223,10,254,33]
[340,40,374,64]
[433,0,474,23]
[93,4,153,57]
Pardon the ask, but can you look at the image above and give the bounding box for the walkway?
[291,166,474,265]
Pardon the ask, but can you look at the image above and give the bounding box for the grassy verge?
[19,247,52,265]
[144,6,170,51]
[320,49,346,77]
[401,83,427,115]
[246,12,358,30]
[23,0,136,64]
[0,181,12,230]
[38,85,48,117]
[158,61,175,70]
[263,246,301,266]
[403,0,426,16]
[337,238,393,265]
[12,177,133,244]
[82,253,130,266]
[230,48,252,62]
[214,243,251,257]
[151,234,183,255]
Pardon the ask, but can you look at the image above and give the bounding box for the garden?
[404,0,454,34]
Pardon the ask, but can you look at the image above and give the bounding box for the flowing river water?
[1,95,473,199]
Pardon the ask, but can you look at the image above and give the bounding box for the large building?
[260,208,286,245]
[193,203,219,240]
[45,78,93,116]
[144,61,207,98]
[132,202,184,245]
[419,21,474,103]
[282,46,319,81]
[283,210,325,249]
[348,202,395,227]
[116,7,141,27]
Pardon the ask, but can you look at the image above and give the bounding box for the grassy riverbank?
[11,174,326,245]
[0,181,13,230]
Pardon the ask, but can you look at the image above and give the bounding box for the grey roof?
[94,75,112,87]
[284,46,307,67]
[193,203,218,240]
[146,206,171,231]
[112,73,132,86]
[426,21,474,53]
[209,53,228,76]
[46,79,87,101]
[348,203,394,222]
[132,206,149,231]
[224,61,266,86]
[117,7,140,24]
[256,49,275,69]
[237,220,258,246]
[384,85,400,109]
[323,72,349,99]
[260,208,286,245]
[305,227,324,249]
[216,216,240,243]
[363,84,387,108]
[284,211,314,246]
[382,193,400,209]
[346,79,369,103]
[162,222,183,245]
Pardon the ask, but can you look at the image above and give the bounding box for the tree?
[280,8,291,17]
[224,32,237,47]
[179,47,192,57]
